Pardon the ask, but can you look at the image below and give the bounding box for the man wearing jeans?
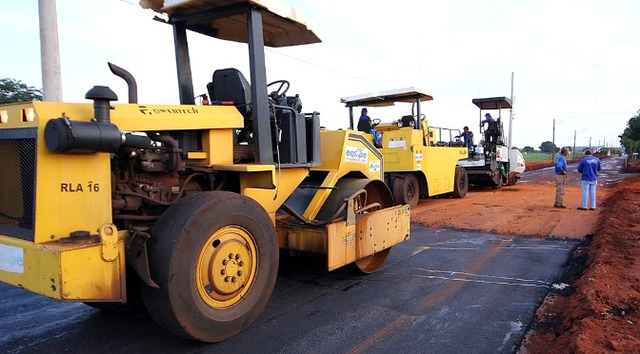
[554,147,570,208]
[577,150,601,210]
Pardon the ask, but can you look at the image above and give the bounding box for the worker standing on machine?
[459,126,474,148]
[357,108,372,132]
[481,113,495,126]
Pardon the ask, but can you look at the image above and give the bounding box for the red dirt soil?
[410,158,640,353]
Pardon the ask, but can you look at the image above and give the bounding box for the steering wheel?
[267,80,290,100]
[371,118,381,127]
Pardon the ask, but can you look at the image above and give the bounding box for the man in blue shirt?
[577,150,602,210]
[481,113,495,125]
[459,126,474,148]
[554,147,570,208]
[357,108,371,132]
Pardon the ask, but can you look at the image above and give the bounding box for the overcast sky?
[2,0,638,149]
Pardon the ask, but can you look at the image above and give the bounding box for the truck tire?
[392,173,419,208]
[451,166,468,198]
[141,191,278,342]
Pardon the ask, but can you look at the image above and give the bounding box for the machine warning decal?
[345,146,368,164]
[139,106,199,115]
[415,153,423,162]
[388,140,406,148]
[60,181,100,193]
[0,244,24,274]
[416,163,422,170]
[369,160,381,172]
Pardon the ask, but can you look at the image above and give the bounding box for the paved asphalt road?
[0,225,579,354]
[519,155,629,186]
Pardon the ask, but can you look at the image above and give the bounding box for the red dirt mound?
[521,176,640,353]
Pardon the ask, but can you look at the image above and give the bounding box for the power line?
[266,48,394,89]
[116,0,138,6]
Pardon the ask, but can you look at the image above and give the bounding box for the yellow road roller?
[0,0,409,343]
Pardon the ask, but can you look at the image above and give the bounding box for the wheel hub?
[196,226,257,308]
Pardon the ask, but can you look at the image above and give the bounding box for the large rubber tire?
[392,173,420,208]
[141,191,278,343]
[451,166,469,198]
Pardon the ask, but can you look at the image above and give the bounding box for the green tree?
[539,141,556,153]
[522,146,535,153]
[0,78,42,104]
[619,110,640,155]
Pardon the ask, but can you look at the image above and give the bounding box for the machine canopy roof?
[139,0,321,47]
[340,87,434,108]
[471,97,513,110]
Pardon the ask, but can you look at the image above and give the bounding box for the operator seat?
[207,68,253,145]
[207,68,252,118]
[484,120,501,146]
[400,115,416,128]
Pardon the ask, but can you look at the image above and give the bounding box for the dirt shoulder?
[519,174,640,353]
[409,156,640,353]
[411,160,604,239]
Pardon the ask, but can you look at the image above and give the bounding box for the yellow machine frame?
[0,0,411,343]
[341,87,469,207]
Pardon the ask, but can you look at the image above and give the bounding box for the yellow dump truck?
[0,0,410,343]
[341,88,470,207]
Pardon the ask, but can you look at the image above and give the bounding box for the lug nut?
[222,259,228,265]
[239,261,244,266]
[221,269,226,275]
[225,276,231,282]
[237,270,243,276]
[231,277,237,283]
[229,253,234,259]
[235,254,241,260]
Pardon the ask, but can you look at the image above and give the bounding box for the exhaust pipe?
[108,62,138,104]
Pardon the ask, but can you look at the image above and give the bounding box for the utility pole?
[589,136,592,150]
[551,118,556,162]
[508,72,514,150]
[572,129,577,160]
[38,0,62,101]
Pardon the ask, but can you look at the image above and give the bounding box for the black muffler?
[45,86,151,153]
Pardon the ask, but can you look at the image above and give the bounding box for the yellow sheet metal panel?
[198,129,234,165]
[0,236,60,297]
[28,103,112,243]
[0,103,38,128]
[109,103,245,131]
[355,205,410,258]
[300,171,340,220]
[421,147,467,196]
[35,153,112,243]
[379,121,467,197]
[316,130,383,180]
[316,130,347,170]
[305,130,385,220]
[0,236,126,301]
[277,227,327,254]
[240,168,309,215]
[58,240,126,301]
[327,221,356,271]
[18,101,243,132]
